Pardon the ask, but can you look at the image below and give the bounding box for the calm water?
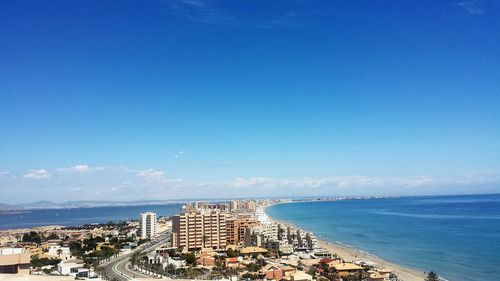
[0,204,182,230]
[267,194,500,281]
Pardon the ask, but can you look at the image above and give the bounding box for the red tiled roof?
[320,258,334,264]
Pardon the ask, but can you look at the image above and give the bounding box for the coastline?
[264,203,427,281]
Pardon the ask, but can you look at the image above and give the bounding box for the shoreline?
[264,203,427,281]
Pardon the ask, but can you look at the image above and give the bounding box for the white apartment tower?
[139,212,157,239]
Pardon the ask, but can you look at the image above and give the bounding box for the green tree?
[241,272,259,280]
[22,231,42,244]
[68,241,84,258]
[245,262,262,272]
[226,248,239,258]
[181,251,196,265]
[307,267,317,277]
[30,255,61,268]
[165,263,177,275]
[47,233,60,240]
[425,271,439,281]
[99,246,116,260]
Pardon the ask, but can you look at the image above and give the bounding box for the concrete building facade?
[139,212,157,239]
[172,210,227,251]
[0,248,30,274]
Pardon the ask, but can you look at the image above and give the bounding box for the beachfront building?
[328,261,365,279]
[139,212,157,239]
[171,209,227,251]
[245,223,279,247]
[243,222,317,253]
[368,271,391,281]
[284,270,314,281]
[367,269,392,281]
[285,226,318,250]
[0,248,30,274]
[185,202,228,212]
[226,215,260,245]
[228,200,257,213]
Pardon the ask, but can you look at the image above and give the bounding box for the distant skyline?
[1,0,500,203]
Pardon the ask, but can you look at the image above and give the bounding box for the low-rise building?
[328,261,364,278]
[0,248,30,274]
[240,246,268,256]
[163,256,186,268]
[197,255,216,267]
[57,259,84,275]
[224,257,243,269]
[47,245,71,260]
[285,270,313,281]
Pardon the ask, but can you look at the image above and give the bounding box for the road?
[101,233,169,281]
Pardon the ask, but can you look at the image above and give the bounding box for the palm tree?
[425,271,439,281]
[166,263,177,276]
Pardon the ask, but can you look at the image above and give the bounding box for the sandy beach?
[265,205,426,281]
[318,240,426,281]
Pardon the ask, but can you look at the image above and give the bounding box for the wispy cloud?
[137,168,183,184]
[23,169,52,179]
[455,0,485,15]
[166,0,307,28]
[4,165,500,203]
[175,151,185,159]
[0,171,10,178]
[231,176,434,189]
[55,164,104,174]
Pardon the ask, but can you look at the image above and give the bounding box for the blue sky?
[1,0,500,203]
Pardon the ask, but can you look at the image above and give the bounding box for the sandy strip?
[318,240,426,281]
[265,208,426,281]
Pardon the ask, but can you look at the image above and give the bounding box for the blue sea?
[0,204,182,230]
[267,194,500,281]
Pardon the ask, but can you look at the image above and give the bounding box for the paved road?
[101,234,169,280]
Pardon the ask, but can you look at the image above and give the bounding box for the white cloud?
[167,0,307,28]
[6,163,499,203]
[137,169,166,182]
[232,175,434,189]
[0,171,10,178]
[456,0,484,15]
[137,169,183,184]
[175,151,185,159]
[23,169,52,179]
[55,164,104,174]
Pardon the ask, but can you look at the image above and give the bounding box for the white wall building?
[47,245,71,260]
[57,260,84,275]
[140,212,157,239]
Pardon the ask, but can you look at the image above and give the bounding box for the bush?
[23,231,42,244]
[31,255,61,268]
[241,273,259,280]
[181,252,196,265]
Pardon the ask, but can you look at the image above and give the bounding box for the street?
[101,234,169,280]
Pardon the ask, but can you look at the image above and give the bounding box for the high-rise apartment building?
[228,200,256,213]
[139,212,157,239]
[172,209,227,251]
[226,217,236,245]
[225,215,260,245]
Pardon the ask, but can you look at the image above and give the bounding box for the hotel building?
[172,209,227,251]
[139,212,157,239]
